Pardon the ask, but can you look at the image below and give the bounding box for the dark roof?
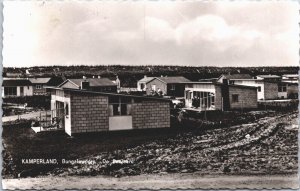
[47,87,171,102]
[29,78,51,84]
[60,78,116,87]
[220,74,253,80]
[156,76,191,83]
[138,77,155,83]
[2,79,32,86]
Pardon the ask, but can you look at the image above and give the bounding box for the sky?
[3,1,299,67]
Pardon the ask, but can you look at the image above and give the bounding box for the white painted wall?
[51,92,72,136]
[109,116,133,130]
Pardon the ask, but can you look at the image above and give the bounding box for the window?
[4,87,17,96]
[151,84,156,91]
[257,86,261,92]
[232,94,239,103]
[170,84,176,90]
[140,83,145,90]
[229,80,235,85]
[278,84,287,92]
[36,85,42,89]
[108,96,132,116]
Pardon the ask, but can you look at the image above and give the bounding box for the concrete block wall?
[131,101,170,129]
[229,86,257,109]
[214,86,223,110]
[264,82,278,100]
[70,93,109,134]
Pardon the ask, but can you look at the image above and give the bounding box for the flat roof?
[46,87,171,102]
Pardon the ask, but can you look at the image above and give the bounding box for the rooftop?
[47,86,171,102]
[59,78,116,88]
[219,74,253,80]
[29,77,51,84]
[2,79,32,86]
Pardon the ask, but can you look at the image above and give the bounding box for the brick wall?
[264,82,278,100]
[131,101,170,129]
[229,86,257,109]
[70,93,109,134]
[214,85,223,110]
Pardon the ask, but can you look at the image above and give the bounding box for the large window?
[4,87,17,96]
[108,96,132,116]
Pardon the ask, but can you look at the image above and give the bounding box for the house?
[48,87,171,136]
[184,82,258,111]
[29,77,52,95]
[277,74,298,99]
[57,77,118,93]
[2,78,33,98]
[281,74,298,83]
[229,79,278,100]
[137,76,191,97]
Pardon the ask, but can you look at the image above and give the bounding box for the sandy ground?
[2,173,299,190]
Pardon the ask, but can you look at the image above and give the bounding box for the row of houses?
[136,73,298,111]
[2,76,121,98]
[3,73,298,136]
[2,77,64,97]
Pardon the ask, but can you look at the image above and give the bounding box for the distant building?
[217,74,253,84]
[256,75,281,82]
[281,74,299,84]
[57,77,118,93]
[2,78,33,98]
[280,74,298,99]
[48,87,171,136]
[137,76,190,97]
[184,82,258,111]
[229,79,278,100]
[29,77,52,95]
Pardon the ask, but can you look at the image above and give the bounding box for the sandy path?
[2,173,299,190]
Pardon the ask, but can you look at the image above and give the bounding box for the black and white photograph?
[1,1,299,189]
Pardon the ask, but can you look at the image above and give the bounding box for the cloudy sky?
[3,1,299,67]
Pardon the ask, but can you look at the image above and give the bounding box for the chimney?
[81,81,90,90]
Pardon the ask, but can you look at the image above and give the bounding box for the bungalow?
[137,76,190,97]
[2,78,33,98]
[184,82,258,111]
[229,79,278,100]
[29,77,52,95]
[57,77,118,93]
[48,87,171,136]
